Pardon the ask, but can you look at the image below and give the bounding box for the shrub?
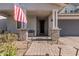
[0,43,16,56]
[0,33,18,43]
[0,33,17,56]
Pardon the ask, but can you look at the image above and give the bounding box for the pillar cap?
[17,28,27,31]
[52,28,61,30]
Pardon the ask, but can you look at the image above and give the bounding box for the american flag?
[14,4,27,24]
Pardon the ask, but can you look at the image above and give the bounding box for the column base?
[17,29,28,41]
[51,28,61,44]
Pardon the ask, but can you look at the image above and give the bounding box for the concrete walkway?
[25,41,54,56]
[25,37,79,56]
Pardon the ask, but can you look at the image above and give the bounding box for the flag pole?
[18,3,23,29]
[19,3,27,30]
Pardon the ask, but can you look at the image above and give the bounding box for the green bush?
[0,43,16,56]
[0,33,18,43]
[0,33,17,56]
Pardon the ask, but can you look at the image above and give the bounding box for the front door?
[39,20,45,36]
[37,17,48,36]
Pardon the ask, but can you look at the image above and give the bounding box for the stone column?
[18,29,28,41]
[51,9,60,44]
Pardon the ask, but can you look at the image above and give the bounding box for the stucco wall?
[27,15,36,36]
[0,18,17,33]
[7,19,17,33]
[0,16,37,36]
[0,19,7,32]
[48,15,52,36]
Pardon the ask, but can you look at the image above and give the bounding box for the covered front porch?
[27,9,59,41]
[26,9,60,41]
[0,3,62,42]
[3,4,79,45]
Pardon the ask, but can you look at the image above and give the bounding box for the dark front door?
[39,20,45,35]
[37,17,48,36]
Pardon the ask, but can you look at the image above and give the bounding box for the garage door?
[59,20,79,36]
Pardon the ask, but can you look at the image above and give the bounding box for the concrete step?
[32,39,52,41]
[29,36,52,41]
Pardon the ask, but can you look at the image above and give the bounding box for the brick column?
[51,9,60,44]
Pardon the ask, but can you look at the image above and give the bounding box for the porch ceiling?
[1,10,79,20]
[0,3,65,18]
[0,3,64,10]
[27,10,51,17]
[0,10,51,18]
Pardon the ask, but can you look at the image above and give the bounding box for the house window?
[17,21,21,29]
[70,10,73,13]
[65,10,67,13]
